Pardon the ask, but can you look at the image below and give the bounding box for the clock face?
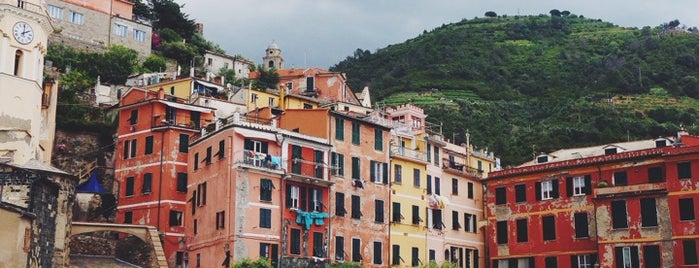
[12,22,34,45]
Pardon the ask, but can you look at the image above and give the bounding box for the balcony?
[9,0,43,14]
[234,150,283,173]
[594,182,668,199]
[390,145,427,163]
[442,160,483,177]
[286,158,333,187]
[151,117,200,131]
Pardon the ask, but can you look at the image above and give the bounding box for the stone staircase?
[145,227,168,268]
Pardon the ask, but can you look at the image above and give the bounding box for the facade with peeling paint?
[486,131,699,268]
[114,87,215,267]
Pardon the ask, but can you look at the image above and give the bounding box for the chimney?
[158,87,165,99]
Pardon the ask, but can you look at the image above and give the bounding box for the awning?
[76,171,106,193]
[158,100,214,113]
[234,127,277,141]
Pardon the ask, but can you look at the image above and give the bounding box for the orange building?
[114,88,215,267]
[278,104,392,267]
[185,111,333,267]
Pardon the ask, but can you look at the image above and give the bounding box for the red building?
[485,131,699,268]
[114,88,215,266]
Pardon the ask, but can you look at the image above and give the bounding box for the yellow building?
[145,77,227,101]
[386,104,430,267]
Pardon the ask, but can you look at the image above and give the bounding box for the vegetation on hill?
[331,12,699,166]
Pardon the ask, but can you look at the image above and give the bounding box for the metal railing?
[235,150,282,171]
[390,145,427,162]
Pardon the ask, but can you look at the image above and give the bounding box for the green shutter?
[374,128,383,151]
[336,117,344,140]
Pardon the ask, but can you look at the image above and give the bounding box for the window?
[496,221,508,244]
[374,128,383,151]
[545,256,557,268]
[452,178,458,195]
[336,236,345,261]
[133,29,146,42]
[640,198,658,227]
[413,169,421,187]
[306,77,315,92]
[251,93,258,102]
[129,109,138,125]
[435,177,441,195]
[515,184,526,203]
[195,182,207,206]
[169,210,183,226]
[114,23,127,37]
[643,245,660,268]
[392,244,400,266]
[411,247,420,267]
[314,150,323,179]
[125,177,134,196]
[309,187,322,212]
[394,164,402,183]
[538,180,558,200]
[373,241,382,265]
[375,200,384,223]
[429,209,443,229]
[495,187,506,205]
[352,238,361,262]
[69,11,83,24]
[516,218,528,242]
[205,146,212,165]
[370,161,388,184]
[351,122,360,145]
[217,140,225,159]
[124,211,132,224]
[145,136,153,155]
[679,162,692,179]
[542,215,556,241]
[574,212,589,238]
[572,254,595,268]
[193,219,197,234]
[335,192,346,216]
[313,232,324,257]
[351,157,360,180]
[268,97,274,107]
[452,211,461,230]
[193,153,198,170]
[331,152,345,176]
[142,173,152,194]
[179,134,189,153]
[412,205,422,225]
[351,195,361,219]
[427,144,431,163]
[260,179,273,201]
[216,211,225,229]
[433,146,439,166]
[48,5,62,19]
[612,200,628,229]
[468,182,474,199]
[684,240,698,265]
[260,243,279,267]
[392,202,402,223]
[680,198,695,221]
[615,246,639,268]
[464,213,477,233]
[177,172,187,193]
[123,139,137,159]
[567,175,591,196]
[287,185,299,209]
[290,228,301,254]
[613,171,628,186]
[648,166,664,182]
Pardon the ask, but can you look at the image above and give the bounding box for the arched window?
[268,60,274,69]
[14,50,23,76]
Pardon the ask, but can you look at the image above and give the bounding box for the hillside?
[331,13,699,166]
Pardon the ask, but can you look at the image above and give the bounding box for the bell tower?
[263,41,284,71]
[0,0,57,164]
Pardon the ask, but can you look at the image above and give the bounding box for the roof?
[13,159,70,175]
[517,137,674,167]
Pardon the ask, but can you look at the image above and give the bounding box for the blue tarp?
[75,171,106,193]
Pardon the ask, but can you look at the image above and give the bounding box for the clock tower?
[0,0,57,165]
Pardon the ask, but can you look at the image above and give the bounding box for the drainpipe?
[157,131,165,231]
[226,134,233,258]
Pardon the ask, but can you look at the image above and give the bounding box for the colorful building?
[485,131,699,268]
[114,87,215,267]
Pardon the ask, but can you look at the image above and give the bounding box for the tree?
[485,11,497,17]
[231,258,272,268]
[561,10,571,16]
[127,0,153,21]
[95,45,140,84]
[252,66,279,90]
[160,41,198,68]
[549,9,561,17]
[151,0,197,40]
[142,55,167,72]
[669,19,681,28]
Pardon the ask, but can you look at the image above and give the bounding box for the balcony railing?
[594,182,668,199]
[289,157,327,180]
[390,145,427,162]
[11,0,44,14]
[442,159,483,177]
[152,117,200,130]
[235,150,283,172]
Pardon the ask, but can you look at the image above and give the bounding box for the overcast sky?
[177,0,699,69]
